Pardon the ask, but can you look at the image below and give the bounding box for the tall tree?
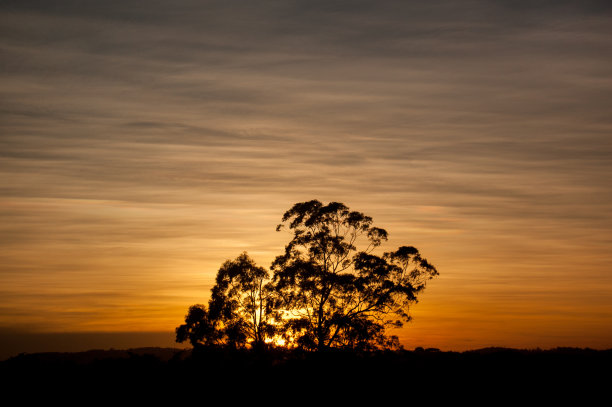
[271,200,438,351]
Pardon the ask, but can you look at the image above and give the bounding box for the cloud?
[1,0,611,349]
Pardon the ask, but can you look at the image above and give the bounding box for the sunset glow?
[1,0,611,358]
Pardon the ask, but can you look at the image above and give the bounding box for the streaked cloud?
[1,0,611,353]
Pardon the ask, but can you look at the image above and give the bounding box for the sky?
[1,0,612,358]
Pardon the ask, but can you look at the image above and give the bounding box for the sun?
[265,337,287,347]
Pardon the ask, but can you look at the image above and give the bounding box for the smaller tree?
[176,253,275,349]
[175,304,225,347]
[209,252,276,349]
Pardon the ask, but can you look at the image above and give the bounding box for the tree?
[271,200,438,351]
[175,304,224,347]
[176,252,275,349]
[209,252,276,349]
[177,200,439,352]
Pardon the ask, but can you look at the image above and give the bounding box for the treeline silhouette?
[2,346,610,400]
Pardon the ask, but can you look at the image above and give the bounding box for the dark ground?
[1,346,610,401]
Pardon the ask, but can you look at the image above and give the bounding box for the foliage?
[271,200,438,351]
[209,252,276,348]
[176,253,275,349]
[177,200,438,351]
[175,304,224,347]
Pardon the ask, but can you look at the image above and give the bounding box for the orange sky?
[1,1,612,357]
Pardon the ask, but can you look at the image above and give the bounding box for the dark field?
[2,346,610,401]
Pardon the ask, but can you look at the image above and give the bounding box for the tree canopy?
[176,253,275,349]
[176,200,438,351]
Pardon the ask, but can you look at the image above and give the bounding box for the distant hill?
[0,329,179,360]
[2,347,189,364]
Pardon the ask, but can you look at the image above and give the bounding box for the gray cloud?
[1,0,611,350]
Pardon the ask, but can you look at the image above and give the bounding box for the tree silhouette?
[209,252,276,349]
[271,200,438,351]
[175,304,224,347]
[176,253,275,349]
[177,200,438,351]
